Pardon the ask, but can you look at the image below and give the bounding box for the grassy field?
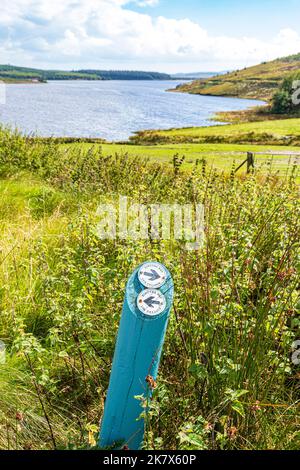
[98,142,299,177]
[62,118,300,179]
[0,127,299,450]
[130,118,300,145]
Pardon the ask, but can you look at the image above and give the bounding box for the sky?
[1,0,300,73]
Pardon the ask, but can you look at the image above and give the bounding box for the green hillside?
[173,53,300,101]
[0,65,99,82]
[0,65,171,83]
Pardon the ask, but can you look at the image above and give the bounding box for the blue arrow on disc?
[144,269,160,281]
[144,296,161,308]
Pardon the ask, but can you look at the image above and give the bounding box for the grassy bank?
[0,127,299,450]
[213,107,300,124]
[130,118,300,145]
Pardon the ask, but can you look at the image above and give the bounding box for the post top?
[125,261,174,321]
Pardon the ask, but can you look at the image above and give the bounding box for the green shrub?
[272,72,300,114]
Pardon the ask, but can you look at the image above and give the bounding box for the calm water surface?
[0,80,264,141]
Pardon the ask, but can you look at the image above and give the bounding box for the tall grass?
[0,126,299,449]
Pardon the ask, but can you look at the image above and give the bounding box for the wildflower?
[146,375,157,390]
[23,442,33,450]
[250,401,261,412]
[88,430,96,447]
[286,309,296,317]
[268,295,277,304]
[204,422,213,432]
[278,269,295,282]
[227,426,238,440]
[248,331,255,341]
[15,412,24,422]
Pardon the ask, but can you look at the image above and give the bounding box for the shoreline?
[0,80,297,143]
[0,80,266,143]
[168,85,266,102]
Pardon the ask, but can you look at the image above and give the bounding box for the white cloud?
[0,0,300,72]
[134,0,159,6]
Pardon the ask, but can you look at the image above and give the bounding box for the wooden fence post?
[99,261,174,450]
[247,152,255,173]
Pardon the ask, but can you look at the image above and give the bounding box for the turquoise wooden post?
[99,261,174,450]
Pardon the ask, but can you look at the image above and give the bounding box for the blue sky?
[129,0,300,39]
[1,0,300,72]
[130,0,300,39]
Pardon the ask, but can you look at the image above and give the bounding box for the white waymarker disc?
[137,289,167,316]
[138,262,167,289]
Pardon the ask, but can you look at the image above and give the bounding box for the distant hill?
[173,53,300,101]
[0,65,99,82]
[171,71,229,80]
[0,65,171,82]
[78,70,171,80]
